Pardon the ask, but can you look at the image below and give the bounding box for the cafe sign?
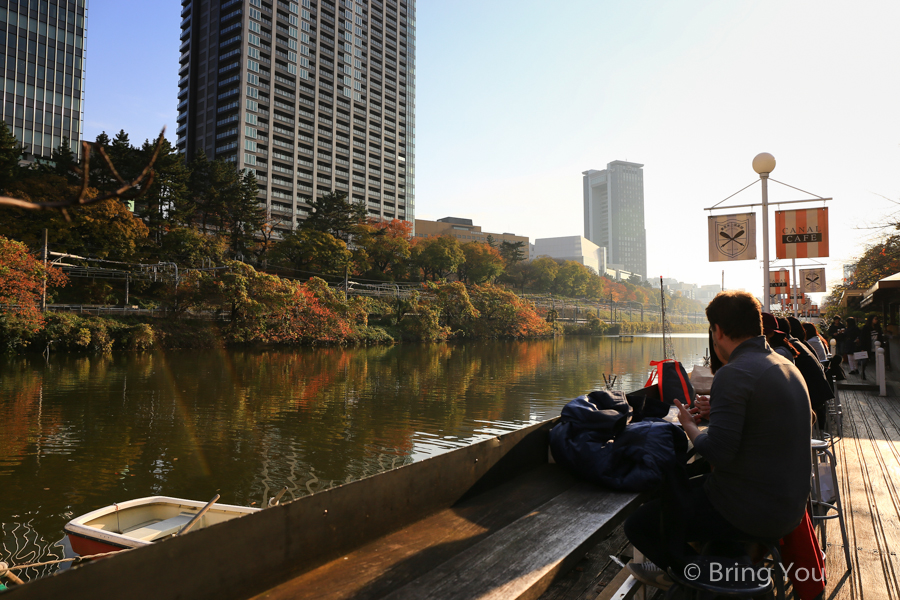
[708,213,757,262]
[800,268,826,294]
[775,208,829,259]
[770,269,790,291]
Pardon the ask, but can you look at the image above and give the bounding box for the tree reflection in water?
[0,335,708,578]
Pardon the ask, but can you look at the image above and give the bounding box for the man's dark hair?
[705,291,762,340]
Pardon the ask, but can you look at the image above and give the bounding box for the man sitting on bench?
[624,291,813,590]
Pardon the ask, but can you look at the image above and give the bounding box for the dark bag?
[627,360,694,421]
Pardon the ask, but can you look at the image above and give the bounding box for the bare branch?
[0,127,167,212]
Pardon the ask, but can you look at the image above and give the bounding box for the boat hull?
[66,531,133,557]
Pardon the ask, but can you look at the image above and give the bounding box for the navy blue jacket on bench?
[550,390,688,492]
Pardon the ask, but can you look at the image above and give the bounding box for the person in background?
[624,292,811,591]
[857,316,884,380]
[788,316,814,355]
[763,313,798,363]
[844,317,860,375]
[803,322,830,361]
[827,316,845,357]
[779,316,833,427]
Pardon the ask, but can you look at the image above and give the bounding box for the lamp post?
[752,152,776,313]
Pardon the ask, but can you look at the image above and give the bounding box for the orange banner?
[775,208,829,259]
[770,269,790,291]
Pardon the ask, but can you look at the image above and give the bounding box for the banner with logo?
[776,208,829,259]
[770,269,790,292]
[800,268,826,294]
[708,213,756,262]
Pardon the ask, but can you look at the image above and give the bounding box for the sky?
[82,0,900,304]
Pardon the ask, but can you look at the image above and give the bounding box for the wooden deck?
[538,370,900,600]
[825,371,900,600]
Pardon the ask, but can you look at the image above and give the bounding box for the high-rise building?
[0,1,87,159]
[177,0,416,237]
[582,160,647,279]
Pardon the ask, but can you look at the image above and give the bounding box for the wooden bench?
[254,465,643,600]
[124,513,194,541]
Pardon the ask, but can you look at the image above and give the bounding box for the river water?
[0,334,708,580]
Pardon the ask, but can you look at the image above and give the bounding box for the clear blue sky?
[83,0,900,301]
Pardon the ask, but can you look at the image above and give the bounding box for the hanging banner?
[708,213,757,262]
[775,207,829,259]
[800,268,826,294]
[770,269,790,292]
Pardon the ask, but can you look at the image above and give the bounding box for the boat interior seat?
[123,512,195,541]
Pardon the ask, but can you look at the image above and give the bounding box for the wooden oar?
[268,487,289,507]
[176,494,220,537]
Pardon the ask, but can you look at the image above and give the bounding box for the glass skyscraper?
[583,161,647,279]
[0,0,87,158]
[177,0,415,236]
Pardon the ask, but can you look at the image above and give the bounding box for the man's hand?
[674,398,702,442]
[694,395,711,420]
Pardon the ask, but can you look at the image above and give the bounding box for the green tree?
[499,240,526,265]
[530,256,559,292]
[271,228,352,275]
[159,227,228,267]
[412,236,464,281]
[0,120,22,192]
[554,260,592,297]
[302,190,366,242]
[458,242,505,284]
[137,137,190,246]
[218,168,265,257]
[50,137,79,183]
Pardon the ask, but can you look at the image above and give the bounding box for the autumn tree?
[0,236,67,337]
[457,242,504,284]
[356,218,412,278]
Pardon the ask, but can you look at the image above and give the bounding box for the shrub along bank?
[1,262,555,353]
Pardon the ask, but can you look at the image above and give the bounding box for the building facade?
[415,217,528,246]
[0,0,87,159]
[583,161,647,279]
[177,0,415,236]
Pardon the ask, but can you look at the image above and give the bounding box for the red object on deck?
[780,511,826,600]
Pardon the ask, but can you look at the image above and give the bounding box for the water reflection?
[0,335,707,579]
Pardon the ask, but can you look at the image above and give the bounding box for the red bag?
[779,511,826,600]
[645,359,694,408]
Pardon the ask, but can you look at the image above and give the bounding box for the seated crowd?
[624,291,839,591]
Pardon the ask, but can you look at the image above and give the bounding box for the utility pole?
[41,228,48,311]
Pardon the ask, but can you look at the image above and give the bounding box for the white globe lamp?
[752,152,776,175]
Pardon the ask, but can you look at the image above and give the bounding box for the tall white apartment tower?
[177,0,416,236]
[583,161,647,279]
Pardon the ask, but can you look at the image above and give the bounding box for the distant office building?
[529,236,606,275]
[583,161,647,279]
[178,0,415,237]
[0,1,87,159]
[415,217,528,246]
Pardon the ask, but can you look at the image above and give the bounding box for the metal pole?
[792,258,798,318]
[761,174,771,313]
[41,228,48,311]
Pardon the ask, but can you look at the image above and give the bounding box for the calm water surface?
[0,334,707,579]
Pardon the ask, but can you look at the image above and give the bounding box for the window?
[248,47,260,59]
[249,33,260,46]
[247,87,259,98]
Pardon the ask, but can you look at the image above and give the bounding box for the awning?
[861,272,900,307]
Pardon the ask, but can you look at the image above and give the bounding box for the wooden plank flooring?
[825,374,900,600]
